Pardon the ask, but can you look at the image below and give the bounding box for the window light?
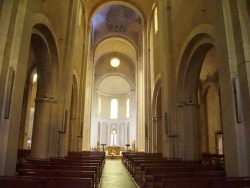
[110,99,118,119]
[110,57,120,67]
[33,73,37,83]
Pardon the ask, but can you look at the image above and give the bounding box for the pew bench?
[149,171,226,188]
[18,161,102,181]
[17,169,96,188]
[143,166,225,188]
[0,176,93,188]
[44,177,93,188]
[134,159,185,180]
[162,177,250,188]
[0,176,43,188]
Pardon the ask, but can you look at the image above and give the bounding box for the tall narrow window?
[33,73,37,83]
[78,3,82,26]
[126,99,130,118]
[98,98,101,116]
[110,99,118,119]
[154,7,158,34]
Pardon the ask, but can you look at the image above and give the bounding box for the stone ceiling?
[93,4,141,95]
[92,4,141,47]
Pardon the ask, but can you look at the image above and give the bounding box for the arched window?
[33,73,37,83]
[110,99,118,119]
[126,99,130,118]
[78,2,82,26]
[154,7,158,34]
[98,98,101,116]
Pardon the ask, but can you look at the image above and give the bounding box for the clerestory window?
[110,98,118,119]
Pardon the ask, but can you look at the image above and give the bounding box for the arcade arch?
[176,33,222,160]
[19,24,60,159]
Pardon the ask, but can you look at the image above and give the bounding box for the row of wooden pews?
[0,150,105,188]
[0,176,93,188]
[122,151,250,188]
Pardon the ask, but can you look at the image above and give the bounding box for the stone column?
[183,104,201,160]
[152,119,157,153]
[69,115,77,151]
[82,54,94,150]
[0,0,30,175]
[234,0,250,176]
[108,124,110,146]
[30,98,52,158]
[211,0,249,176]
[156,118,163,153]
[157,0,172,157]
[125,123,128,146]
[117,124,120,146]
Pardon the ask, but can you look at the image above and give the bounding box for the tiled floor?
[100,159,138,188]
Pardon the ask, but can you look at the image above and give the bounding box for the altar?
[107,146,121,155]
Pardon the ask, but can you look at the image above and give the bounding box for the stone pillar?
[69,115,77,151]
[157,0,172,157]
[156,118,162,153]
[77,121,83,152]
[107,123,110,147]
[183,104,201,160]
[82,54,94,150]
[234,0,250,176]
[211,0,248,176]
[0,0,30,175]
[125,123,128,146]
[152,119,157,153]
[30,98,52,158]
[117,124,120,146]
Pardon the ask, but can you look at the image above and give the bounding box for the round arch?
[94,36,137,66]
[176,30,216,160]
[23,21,60,159]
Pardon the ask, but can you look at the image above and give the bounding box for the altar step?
[105,154,122,159]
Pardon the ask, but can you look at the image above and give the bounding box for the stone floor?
[100,159,138,188]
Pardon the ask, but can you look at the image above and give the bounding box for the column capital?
[35,97,57,103]
[70,115,77,119]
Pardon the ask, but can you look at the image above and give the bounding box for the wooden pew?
[143,166,225,187]
[151,171,226,188]
[14,152,104,188]
[67,151,106,165]
[61,158,104,169]
[132,159,182,179]
[20,159,102,180]
[17,149,30,163]
[17,156,103,185]
[18,169,96,187]
[162,177,250,188]
[0,176,93,188]
[0,176,43,188]
[126,153,163,174]
[202,152,224,166]
[17,165,100,184]
[44,177,92,188]
[122,152,160,168]
[139,160,202,186]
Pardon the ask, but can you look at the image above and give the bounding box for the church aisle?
[100,159,138,188]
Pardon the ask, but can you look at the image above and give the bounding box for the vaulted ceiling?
[92,4,142,95]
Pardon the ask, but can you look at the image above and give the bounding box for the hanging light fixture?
[110,57,120,67]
